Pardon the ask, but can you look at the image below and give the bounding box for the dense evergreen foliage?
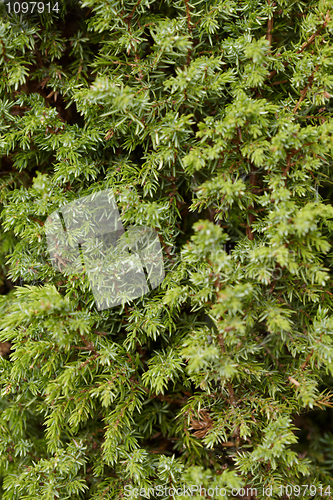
[0,0,333,498]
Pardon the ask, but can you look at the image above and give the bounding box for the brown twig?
[266,12,330,81]
[246,211,255,241]
[246,168,259,241]
[298,12,330,54]
[293,65,318,114]
[293,86,309,114]
[184,0,193,35]
[126,0,143,26]
[271,79,287,85]
[227,382,237,407]
[217,332,237,407]
[301,349,314,371]
[266,0,274,46]
[184,0,193,65]
[31,217,44,226]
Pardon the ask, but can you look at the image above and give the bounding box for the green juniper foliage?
[0,0,333,498]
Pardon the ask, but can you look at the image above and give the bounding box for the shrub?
[0,0,333,498]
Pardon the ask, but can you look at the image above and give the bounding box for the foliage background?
[0,0,333,498]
